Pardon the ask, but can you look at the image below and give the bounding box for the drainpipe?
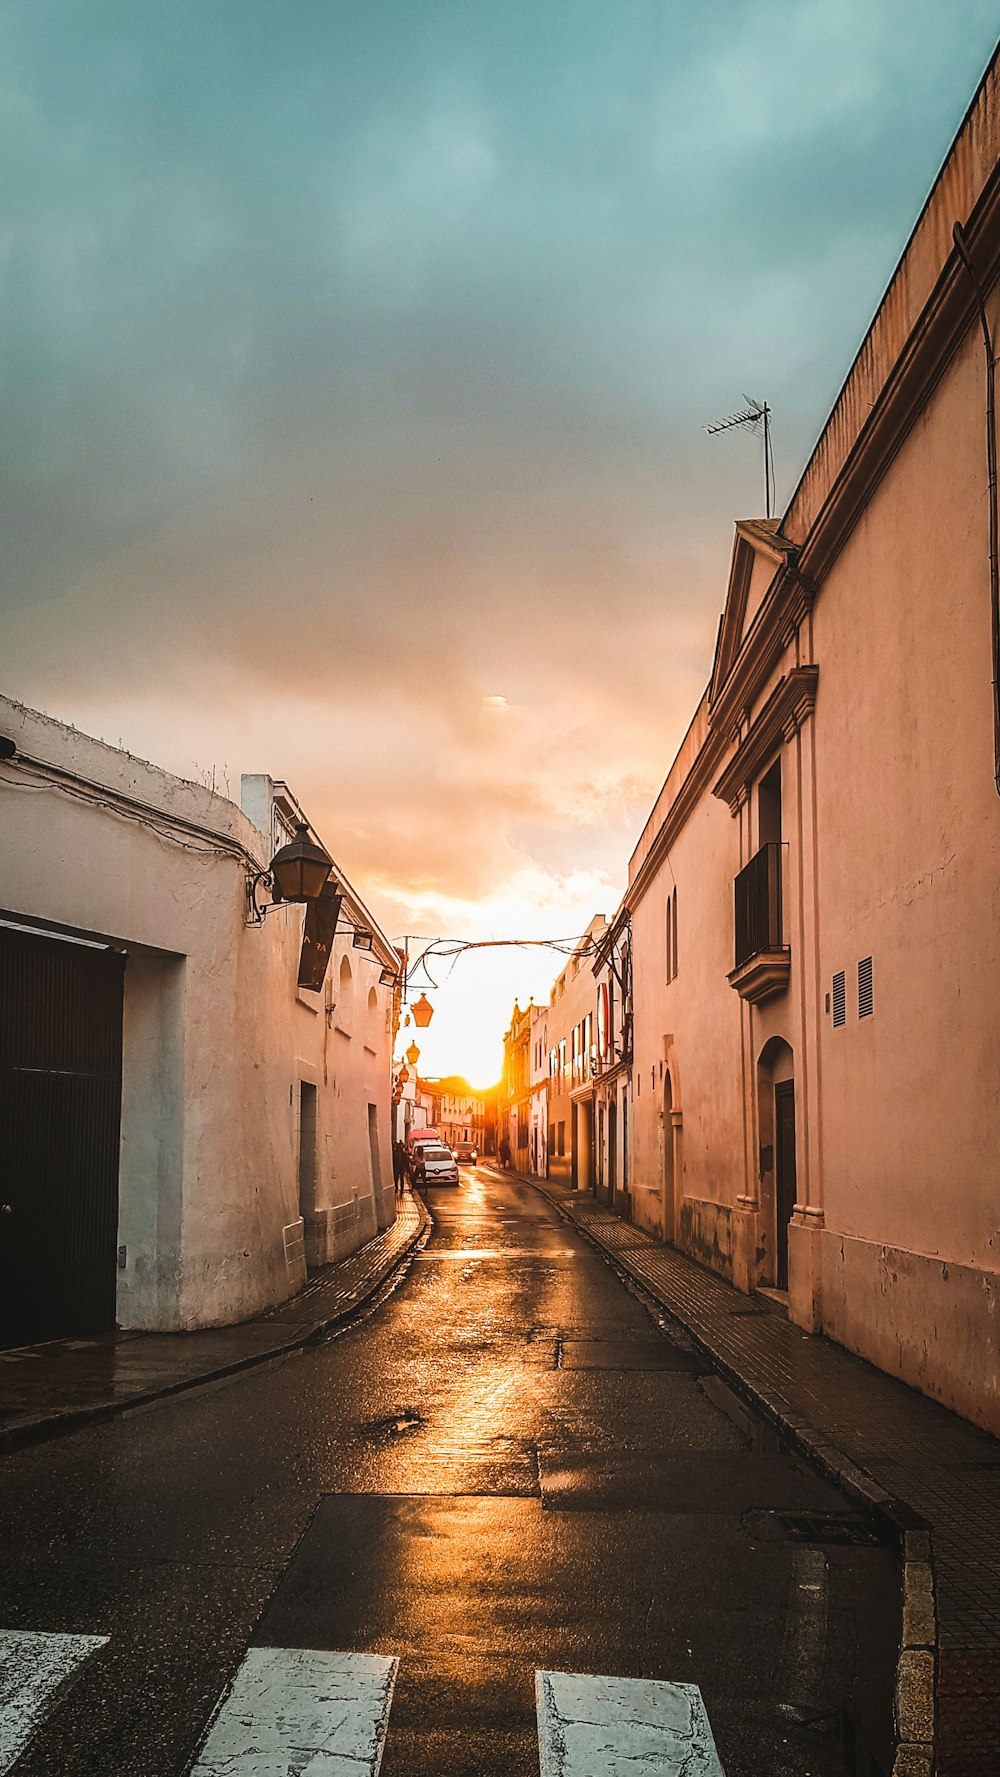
[953,221,1000,798]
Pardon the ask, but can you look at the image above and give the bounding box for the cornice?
[796,166,1000,589]
[712,667,819,815]
[709,522,798,708]
[707,561,814,740]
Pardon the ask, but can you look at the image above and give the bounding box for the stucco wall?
[630,781,745,1264]
[0,695,395,1333]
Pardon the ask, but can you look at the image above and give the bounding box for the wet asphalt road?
[0,1169,899,1776]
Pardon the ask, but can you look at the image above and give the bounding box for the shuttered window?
[832,970,846,1028]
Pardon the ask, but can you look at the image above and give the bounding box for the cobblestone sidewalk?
[505,1168,998,1777]
[0,1192,428,1455]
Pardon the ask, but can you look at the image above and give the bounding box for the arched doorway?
[756,1037,795,1289]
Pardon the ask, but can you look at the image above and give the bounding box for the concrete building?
[0,695,398,1341]
[622,55,1000,1433]
[543,917,607,1188]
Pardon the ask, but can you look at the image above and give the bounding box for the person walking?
[498,1133,511,1171]
[392,1139,407,1201]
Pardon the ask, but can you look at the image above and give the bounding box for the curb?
[0,1195,432,1456]
[522,1172,938,1777]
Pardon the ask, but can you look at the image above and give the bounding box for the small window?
[832,970,846,1028]
[548,1123,555,1155]
[557,1121,566,1156]
[666,886,678,983]
[858,956,873,1019]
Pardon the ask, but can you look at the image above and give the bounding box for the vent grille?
[858,955,873,1018]
[832,970,846,1028]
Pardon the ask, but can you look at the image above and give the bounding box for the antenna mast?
[705,397,774,519]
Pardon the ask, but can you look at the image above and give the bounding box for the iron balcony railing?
[734,842,783,969]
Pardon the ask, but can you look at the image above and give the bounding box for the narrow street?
[0,1169,898,1777]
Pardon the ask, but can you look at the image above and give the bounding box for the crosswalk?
[0,1629,108,1772]
[0,1631,726,1775]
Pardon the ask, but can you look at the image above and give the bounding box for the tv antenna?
[706,396,774,519]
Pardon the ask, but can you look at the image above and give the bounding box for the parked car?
[411,1142,460,1186]
[455,1142,478,1164]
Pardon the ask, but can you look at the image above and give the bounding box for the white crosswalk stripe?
[0,1632,729,1775]
[536,1668,726,1776]
[0,1629,108,1773]
[190,1647,398,1777]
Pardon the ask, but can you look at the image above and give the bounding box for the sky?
[2,2,997,1086]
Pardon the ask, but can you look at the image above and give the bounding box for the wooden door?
[774,1080,796,1291]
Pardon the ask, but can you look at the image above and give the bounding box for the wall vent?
[832,970,846,1028]
[858,955,873,1018]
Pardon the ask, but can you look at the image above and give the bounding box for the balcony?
[728,842,790,1004]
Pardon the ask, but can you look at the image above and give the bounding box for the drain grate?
[742,1508,883,1548]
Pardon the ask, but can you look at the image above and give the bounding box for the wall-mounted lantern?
[379,965,397,986]
[352,929,374,951]
[269,821,333,904]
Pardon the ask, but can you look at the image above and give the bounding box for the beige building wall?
[623,52,1000,1433]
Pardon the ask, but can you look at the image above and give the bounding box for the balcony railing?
[734,842,782,968]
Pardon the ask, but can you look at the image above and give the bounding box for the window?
[548,1123,556,1155]
[666,886,678,982]
[758,758,782,848]
[557,1121,565,1156]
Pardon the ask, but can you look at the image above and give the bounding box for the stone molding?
[712,666,820,816]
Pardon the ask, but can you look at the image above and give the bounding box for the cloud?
[2,0,998,1072]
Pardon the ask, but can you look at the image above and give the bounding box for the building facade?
[622,58,1000,1434]
[543,917,607,1188]
[528,1002,549,1177]
[0,696,398,1340]
[499,1000,532,1168]
[420,1077,489,1153]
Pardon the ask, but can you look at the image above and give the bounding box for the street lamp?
[411,993,434,1028]
[268,821,333,904]
[405,1041,420,1066]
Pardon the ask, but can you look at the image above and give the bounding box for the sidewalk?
[490,1163,998,1777]
[0,1192,429,1456]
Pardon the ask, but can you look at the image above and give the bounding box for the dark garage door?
[0,925,124,1344]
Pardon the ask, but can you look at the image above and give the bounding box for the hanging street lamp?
[411,992,434,1028]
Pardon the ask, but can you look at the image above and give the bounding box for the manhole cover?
[742,1508,883,1547]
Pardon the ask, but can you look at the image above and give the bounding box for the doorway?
[607,1098,617,1208]
[756,1036,795,1290]
[298,1082,318,1222]
[0,924,125,1343]
[662,1071,675,1242]
[774,1080,796,1291]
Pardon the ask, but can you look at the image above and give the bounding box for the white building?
[0,694,398,1340]
[528,1003,549,1177]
